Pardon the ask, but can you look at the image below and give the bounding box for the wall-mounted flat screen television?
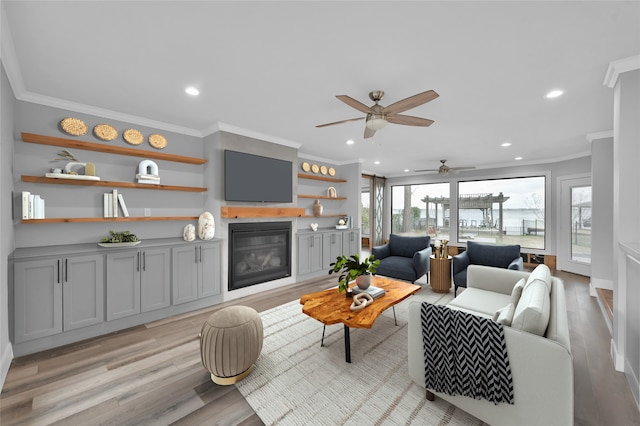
[224,150,293,203]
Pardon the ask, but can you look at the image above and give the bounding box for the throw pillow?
[510,278,526,306]
[511,280,550,336]
[494,303,516,326]
[525,264,552,293]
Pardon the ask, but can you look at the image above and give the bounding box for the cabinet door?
[323,232,343,269]
[63,254,104,331]
[14,258,62,343]
[106,250,141,320]
[172,245,199,305]
[199,243,221,298]
[141,248,171,313]
[342,230,360,257]
[298,234,323,275]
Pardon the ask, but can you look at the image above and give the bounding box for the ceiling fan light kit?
[317,89,438,138]
[365,114,387,130]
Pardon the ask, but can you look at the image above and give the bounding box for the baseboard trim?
[590,277,613,290]
[0,342,13,392]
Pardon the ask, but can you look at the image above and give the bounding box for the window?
[391,183,450,239]
[457,176,545,249]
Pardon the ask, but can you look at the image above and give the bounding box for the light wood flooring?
[1,271,638,425]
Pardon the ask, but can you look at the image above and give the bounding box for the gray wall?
[591,137,614,289]
[1,61,16,389]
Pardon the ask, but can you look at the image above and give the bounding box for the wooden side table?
[430,255,452,293]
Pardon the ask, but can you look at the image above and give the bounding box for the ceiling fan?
[416,160,476,176]
[316,89,439,138]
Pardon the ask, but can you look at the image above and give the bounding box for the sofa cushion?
[510,278,526,306]
[493,303,516,326]
[525,264,552,293]
[511,280,550,336]
[388,234,429,258]
[448,288,512,318]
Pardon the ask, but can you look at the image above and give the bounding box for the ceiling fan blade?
[386,114,434,127]
[414,169,439,173]
[336,95,375,114]
[316,117,364,128]
[383,90,439,115]
[449,166,476,172]
[364,126,376,139]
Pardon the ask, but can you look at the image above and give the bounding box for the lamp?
[365,114,387,130]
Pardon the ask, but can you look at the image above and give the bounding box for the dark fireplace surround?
[228,221,292,291]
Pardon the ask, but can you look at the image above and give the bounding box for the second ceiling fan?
[316,89,439,138]
[416,160,476,176]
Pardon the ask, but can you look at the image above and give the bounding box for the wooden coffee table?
[299,276,421,363]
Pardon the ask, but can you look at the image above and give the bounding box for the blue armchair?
[452,241,523,295]
[372,234,431,283]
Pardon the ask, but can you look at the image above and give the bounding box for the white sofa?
[408,264,573,426]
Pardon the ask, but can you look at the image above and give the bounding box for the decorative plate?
[60,117,88,136]
[301,161,311,172]
[98,241,142,248]
[320,165,328,175]
[123,128,144,145]
[149,133,168,149]
[311,164,320,173]
[93,124,118,141]
[328,167,336,176]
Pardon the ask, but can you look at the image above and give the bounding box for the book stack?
[351,285,385,299]
[21,191,45,219]
[104,189,130,218]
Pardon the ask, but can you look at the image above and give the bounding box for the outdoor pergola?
[421,192,511,236]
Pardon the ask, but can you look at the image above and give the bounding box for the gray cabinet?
[342,229,360,257]
[322,231,343,268]
[106,247,170,320]
[14,254,104,343]
[172,242,221,305]
[297,233,323,275]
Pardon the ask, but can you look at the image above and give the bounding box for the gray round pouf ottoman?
[200,305,263,385]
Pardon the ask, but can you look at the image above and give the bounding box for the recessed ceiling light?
[545,89,563,99]
[515,156,523,161]
[501,142,512,147]
[404,169,410,173]
[374,161,380,165]
[185,86,200,96]
[346,139,355,145]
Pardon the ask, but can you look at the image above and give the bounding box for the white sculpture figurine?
[136,160,160,184]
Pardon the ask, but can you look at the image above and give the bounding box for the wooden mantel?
[221,206,305,219]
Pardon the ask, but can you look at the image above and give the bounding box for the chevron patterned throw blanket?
[420,302,514,405]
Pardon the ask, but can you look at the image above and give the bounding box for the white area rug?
[237,287,485,425]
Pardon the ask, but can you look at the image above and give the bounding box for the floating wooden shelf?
[221,206,305,219]
[21,216,198,224]
[297,194,346,200]
[298,173,346,183]
[21,175,207,192]
[22,133,207,165]
[302,214,347,218]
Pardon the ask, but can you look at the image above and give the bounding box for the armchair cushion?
[453,241,523,294]
[372,234,431,283]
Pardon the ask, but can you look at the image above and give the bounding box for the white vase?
[356,274,371,290]
[198,211,215,240]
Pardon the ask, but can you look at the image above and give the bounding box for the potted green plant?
[329,254,380,294]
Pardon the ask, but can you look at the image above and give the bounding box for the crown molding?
[17,91,203,137]
[586,130,613,143]
[207,122,302,149]
[604,55,640,88]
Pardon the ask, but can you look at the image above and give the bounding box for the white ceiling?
[2,1,639,176]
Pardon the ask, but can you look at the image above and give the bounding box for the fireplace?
[228,222,292,291]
